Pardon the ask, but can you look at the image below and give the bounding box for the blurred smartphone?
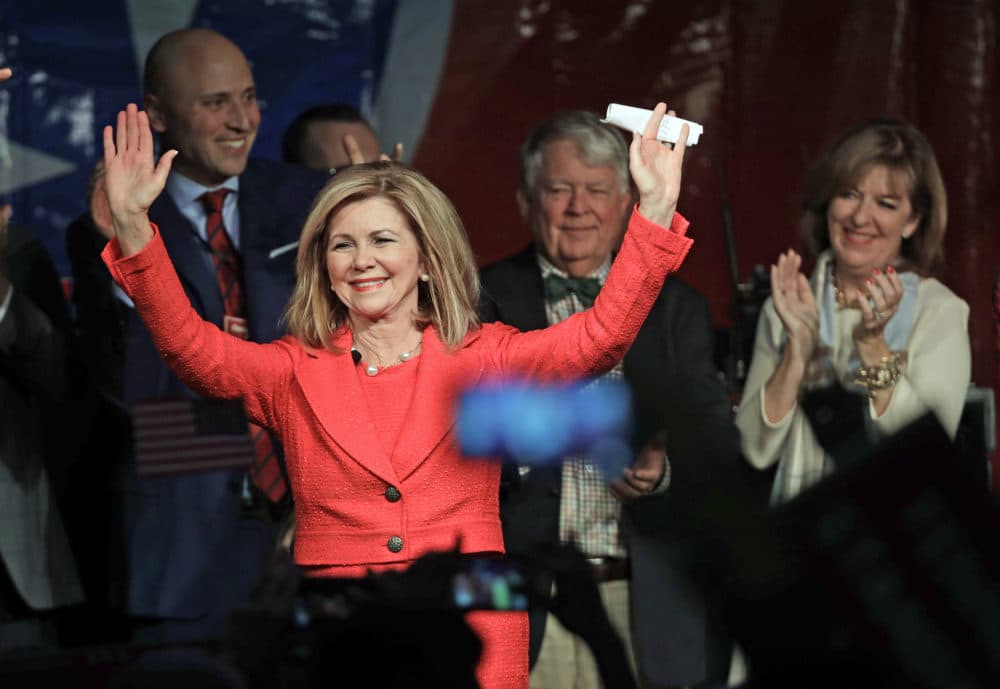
[451,557,547,611]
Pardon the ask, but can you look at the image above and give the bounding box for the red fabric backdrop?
[412,0,1000,487]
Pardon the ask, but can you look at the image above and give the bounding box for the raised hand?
[762,249,820,423]
[343,133,404,165]
[343,133,367,166]
[102,103,177,254]
[386,141,404,162]
[629,102,689,227]
[770,249,819,364]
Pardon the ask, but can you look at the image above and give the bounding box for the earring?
[420,273,430,283]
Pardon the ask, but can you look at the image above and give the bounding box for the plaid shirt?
[536,253,628,559]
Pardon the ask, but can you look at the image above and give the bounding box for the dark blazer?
[480,245,742,688]
[73,158,327,634]
[0,224,83,610]
[67,213,129,400]
[63,216,133,619]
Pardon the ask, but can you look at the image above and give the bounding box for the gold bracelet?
[853,351,907,395]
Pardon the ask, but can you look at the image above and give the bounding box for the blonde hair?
[284,162,481,349]
[799,119,948,276]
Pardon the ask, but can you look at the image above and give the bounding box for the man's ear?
[516,188,530,222]
[621,183,637,217]
[144,94,167,134]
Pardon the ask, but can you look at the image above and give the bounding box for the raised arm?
[99,104,292,430]
[343,133,404,165]
[102,103,177,255]
[486,104,694,382]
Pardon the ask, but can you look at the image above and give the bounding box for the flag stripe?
[140,458,252,476]
[133,399,254,477]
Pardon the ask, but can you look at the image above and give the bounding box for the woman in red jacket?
[101,102,692,689]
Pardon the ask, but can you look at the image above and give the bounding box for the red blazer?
[103,209,692,574]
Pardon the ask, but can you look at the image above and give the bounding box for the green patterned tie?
[544,273,601,307]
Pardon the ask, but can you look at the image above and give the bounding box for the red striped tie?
[200,189,288,503]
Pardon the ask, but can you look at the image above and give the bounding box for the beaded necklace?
[352,333,423,377]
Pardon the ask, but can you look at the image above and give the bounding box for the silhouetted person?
[0,140,84,648]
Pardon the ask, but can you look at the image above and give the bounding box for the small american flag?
[132,398,254,476]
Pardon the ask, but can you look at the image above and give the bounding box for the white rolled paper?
[602,103,703,146]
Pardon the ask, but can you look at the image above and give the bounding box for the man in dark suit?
[0,205,84,648]
[70,28,328,643]
[480,111,741,688]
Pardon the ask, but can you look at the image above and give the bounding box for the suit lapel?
[237,165,297,342]
[149,193,224,323]
[487,247,549,331]
[390,328,484,481]
[292,331,398,484]
[291,327,485,484]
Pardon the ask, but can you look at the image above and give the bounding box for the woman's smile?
[350,277,388,291]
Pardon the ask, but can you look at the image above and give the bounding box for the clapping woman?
[735,120,970,503]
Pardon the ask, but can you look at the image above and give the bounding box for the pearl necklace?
[353,334,423,377]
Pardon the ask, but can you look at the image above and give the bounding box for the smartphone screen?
[452,558,531,610]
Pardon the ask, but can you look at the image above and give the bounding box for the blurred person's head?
[143,28,259,186]
[285,162,480,350]
[518,111,633,278]
[282,104,381,172]
[799,119,947,280]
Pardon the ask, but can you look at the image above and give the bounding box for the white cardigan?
[735,256,971,504]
